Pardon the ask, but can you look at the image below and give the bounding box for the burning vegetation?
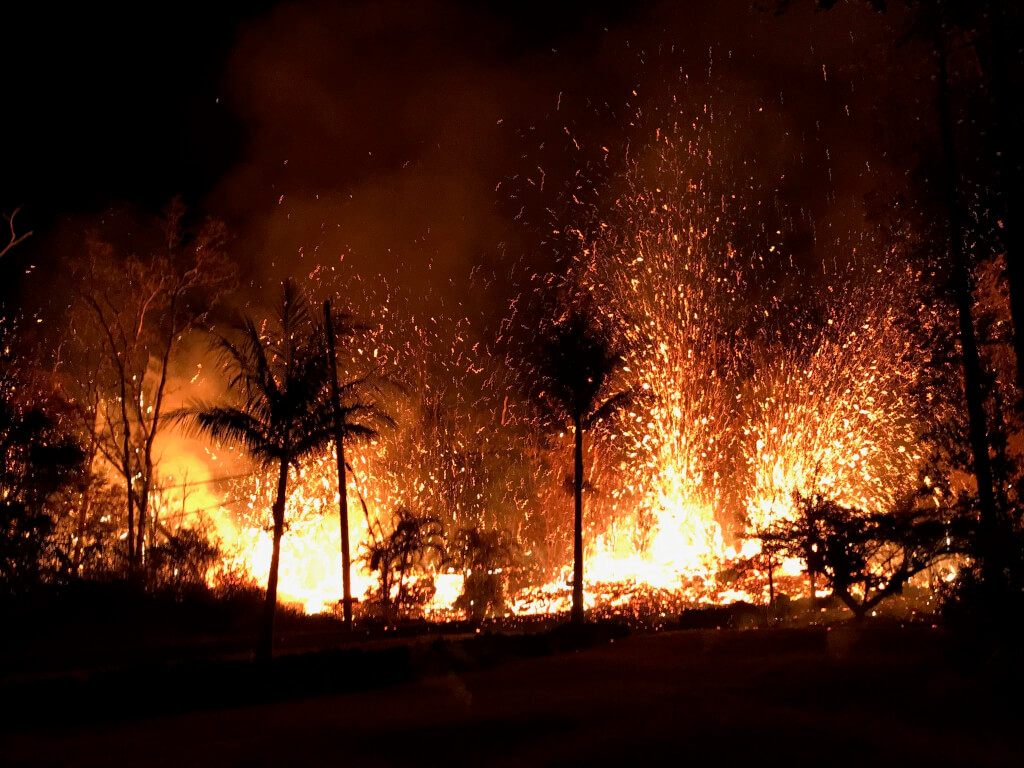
[2,2,1023,669]
[0,134,984,628]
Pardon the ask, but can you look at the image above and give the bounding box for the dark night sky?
[1,0,932,321]
[1,4,258,217]
[0,1,654,226]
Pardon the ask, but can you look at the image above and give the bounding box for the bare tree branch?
[0,206,33,259]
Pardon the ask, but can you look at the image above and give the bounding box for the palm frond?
[174,404,280,465]
[532,303,623,423]
[584,388,643,430]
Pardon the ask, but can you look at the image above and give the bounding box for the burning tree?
[177,280,335,662]
[65,200,233,579]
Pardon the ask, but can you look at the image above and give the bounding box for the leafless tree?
[64,199,234,578]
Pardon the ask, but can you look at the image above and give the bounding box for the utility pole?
[324,300,353,631]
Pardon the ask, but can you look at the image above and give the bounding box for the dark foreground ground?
[2,624,1020,767]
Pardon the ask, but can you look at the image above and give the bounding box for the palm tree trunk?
[571,415,585,626]
[257,456,289,663]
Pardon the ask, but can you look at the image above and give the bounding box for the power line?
[151,472,257,491]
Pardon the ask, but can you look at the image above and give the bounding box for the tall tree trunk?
[984,5,1024,398]
[136,472,149,575]
[73,410,102,573]
[842,593,867,623]
[73,489,90,573]
[138,299,177,584]
[136,487,149,582]
[119,376,137,574]
[324,301,353,631]
[571,415,585,626]
[380,562,391,621]
[257,456,289,663]
[936,44,1000,581]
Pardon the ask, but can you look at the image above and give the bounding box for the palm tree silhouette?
[364,507,445,620]
[177,280,333,662]
[534,303,632,625]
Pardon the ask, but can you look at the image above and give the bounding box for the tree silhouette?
[450,525,515,622]
[804,0,1015,609]
[1,331,85,593]
[176,280,333,662]
[756,493,954,621]
[532,304,632,625]
[363,507,445,621]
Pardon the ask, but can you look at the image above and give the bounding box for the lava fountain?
[203,111,935,617]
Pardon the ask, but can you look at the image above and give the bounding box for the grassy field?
[2,624,1019,767]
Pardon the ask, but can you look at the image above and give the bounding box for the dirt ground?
[1,627,1019,767]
